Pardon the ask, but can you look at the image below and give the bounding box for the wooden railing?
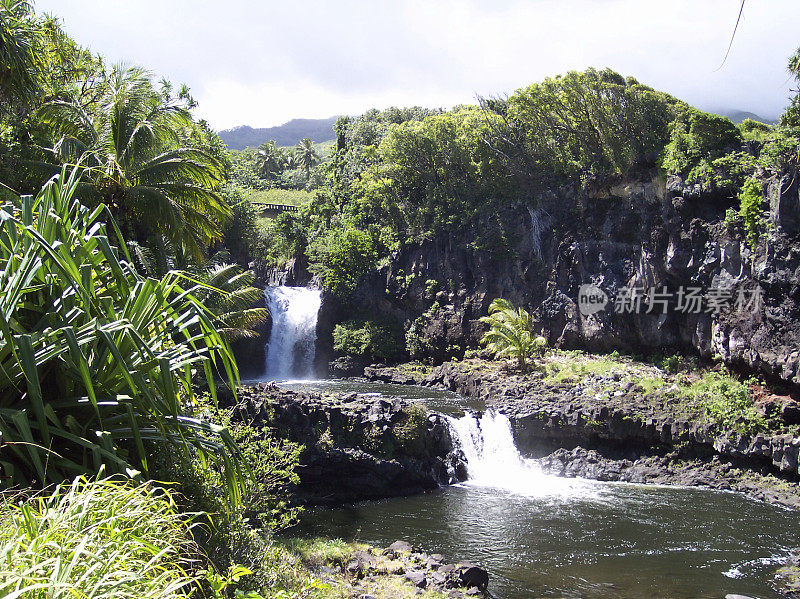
[253,202,299,213]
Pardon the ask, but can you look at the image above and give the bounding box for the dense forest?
[3,0,800,597]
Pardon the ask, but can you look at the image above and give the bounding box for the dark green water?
[295,482,800,598]
[280,380,800,598]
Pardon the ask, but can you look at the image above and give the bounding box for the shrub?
[661,108,741,177]
[686,151,759,191]
[148,400,304,595]
[479,298,546,371]
[738,176,765,248]
[309,226,378,296]
[683,372,765,434]
[333,319,405,363]
[0,168,242,499]
[738,118,773,142]
[405,302,441,360]
[758,130,800,173]
[0,476,198,598]
[392,403,428,457]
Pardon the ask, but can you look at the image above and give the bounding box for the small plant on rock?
[479,298,546,371]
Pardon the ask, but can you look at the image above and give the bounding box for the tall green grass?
[0,476,198,598]
[0,167,243,501]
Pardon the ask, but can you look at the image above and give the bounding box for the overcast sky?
[35,0,800,132]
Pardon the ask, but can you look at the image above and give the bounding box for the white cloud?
[35,0,800,130]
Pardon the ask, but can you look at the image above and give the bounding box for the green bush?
[308,226,378,296]
[738,118,773,142]
[686,151,759,191]
[405,302,441,360]
[149,398,304,595]
[333,319,404,363]
[684,372,765,434]
[0,168,242,500]
[738,176,765,248]
[758,130,800,173]
[661,108,741,177]
[393,403,428,457]
[0,476,199,599]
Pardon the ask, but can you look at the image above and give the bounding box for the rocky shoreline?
[362,355,800,509]
[328,540,488,599]
[231,383,465,505]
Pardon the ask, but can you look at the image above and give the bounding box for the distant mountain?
[219,117,338,150]
[714,109,775,125]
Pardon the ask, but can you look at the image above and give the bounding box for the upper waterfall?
[263,286,321,380]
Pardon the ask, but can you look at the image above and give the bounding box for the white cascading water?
[447,410,600,498]
[526,205,549,262]
[263,286,322,380]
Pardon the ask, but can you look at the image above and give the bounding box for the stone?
[405,570,427,588]
[457,563,489,591]
[388,540,413,554]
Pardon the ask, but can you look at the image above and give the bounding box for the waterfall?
[526,205,549,262]
[263,286,321,380]
[447,410,598,498]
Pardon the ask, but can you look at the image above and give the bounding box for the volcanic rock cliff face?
[322,168,800,388]
[231,384,464,504]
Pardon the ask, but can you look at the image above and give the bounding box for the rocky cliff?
[327,168,800,388]
[231,384,465,504]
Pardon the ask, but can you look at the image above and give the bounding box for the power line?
[715,0,746,71]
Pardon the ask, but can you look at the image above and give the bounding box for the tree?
[780,46,800,130]
[254,139,287,181]
[194,257,269,343]
[480,298,546,371]
[37,65,230,258]
[0,0,43,110]
[294,137,319,180]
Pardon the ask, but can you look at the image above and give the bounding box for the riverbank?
[282,538,489,599]
[362,351,800,509]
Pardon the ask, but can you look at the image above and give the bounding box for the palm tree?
[0,0,42,109]
[128,244,269,343]
[37,65,230,258]
[479,298,546,371]
[294,137,319,180]
[196,258,269,343]
[254,140,287,181]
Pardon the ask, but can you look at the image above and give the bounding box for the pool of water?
[294,481,799,598]
[272,380,800,599]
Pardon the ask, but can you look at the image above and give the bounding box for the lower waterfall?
[447,410,598,498]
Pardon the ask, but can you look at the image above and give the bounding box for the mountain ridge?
[219,116,338,150]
